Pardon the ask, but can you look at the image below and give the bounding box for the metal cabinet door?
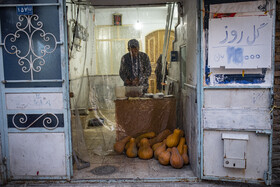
[201,0,275,185]
[0,0,71,182]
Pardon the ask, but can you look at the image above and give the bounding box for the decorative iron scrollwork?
[3,14,57,80]
[12,113,59,130]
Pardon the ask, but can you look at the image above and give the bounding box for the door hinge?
[264,171,271,185]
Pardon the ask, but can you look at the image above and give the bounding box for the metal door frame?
[198,0,276,185]
[0,0,72,181]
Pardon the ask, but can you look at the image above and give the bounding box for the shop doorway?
[67,2,196,181]
[145,30,174,93]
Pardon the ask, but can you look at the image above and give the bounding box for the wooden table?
[115,97,176,140]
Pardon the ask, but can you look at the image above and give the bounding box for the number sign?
[16,6,33,15]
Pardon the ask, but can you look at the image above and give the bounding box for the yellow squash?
[170,147,184,169]
[114,136,131,154]
[158,148,171,166]
[148,129,172,146]
[138,138,153,160]
[177,137,186,155]
[126,138,138,158]
[166,129,181,148]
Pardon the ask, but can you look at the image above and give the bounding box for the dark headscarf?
[128,39,139,48]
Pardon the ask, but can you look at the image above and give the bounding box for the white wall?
[95,6,178,51]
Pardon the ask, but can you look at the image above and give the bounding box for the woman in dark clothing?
[119,39,151,93]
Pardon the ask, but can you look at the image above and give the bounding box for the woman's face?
[129,47,139,57]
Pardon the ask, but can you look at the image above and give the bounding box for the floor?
[5,181,273,187]
[72,154,195,180]
[71,110,195,181]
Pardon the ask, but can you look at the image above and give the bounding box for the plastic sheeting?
[115,98,176,141]
[67,3,178,165]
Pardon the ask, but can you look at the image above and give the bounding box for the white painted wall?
[95,6,178,51]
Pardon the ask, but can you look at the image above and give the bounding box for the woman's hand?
[132,78,139,86]
[125,79,132,86]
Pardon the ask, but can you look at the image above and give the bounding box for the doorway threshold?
[72,154,197,182]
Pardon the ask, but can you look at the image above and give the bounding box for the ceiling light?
[134,20,142,30]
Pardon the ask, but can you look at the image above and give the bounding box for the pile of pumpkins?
[114,128,189,169]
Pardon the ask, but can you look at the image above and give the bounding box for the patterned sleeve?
[146,54,152,76]
[119,55,127,82]
[140,53,151,83]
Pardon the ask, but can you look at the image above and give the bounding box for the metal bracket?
[56,41,64,45]
[1,80,6,84]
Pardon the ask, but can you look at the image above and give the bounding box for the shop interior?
[67,1,197,180]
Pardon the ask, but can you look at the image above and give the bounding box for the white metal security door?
[201,0,276,185]
[0,0,71,181]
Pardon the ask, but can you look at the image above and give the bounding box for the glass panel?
[0,6,61,86]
